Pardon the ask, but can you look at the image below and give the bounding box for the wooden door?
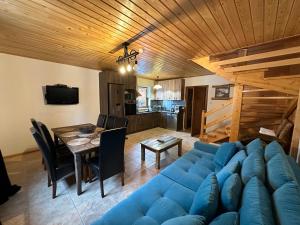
[184,87,194,130]
[191,86,208,136]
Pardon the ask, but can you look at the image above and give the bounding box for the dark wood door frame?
[184,85,208,136]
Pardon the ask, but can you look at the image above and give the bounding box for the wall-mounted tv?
[44,85,79,105]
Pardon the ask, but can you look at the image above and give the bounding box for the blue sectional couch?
[92,139,300,225]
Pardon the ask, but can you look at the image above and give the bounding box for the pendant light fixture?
[116,42,139,75]
[153,76,162,90]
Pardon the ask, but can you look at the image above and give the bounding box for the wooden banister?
[204,114,232,129]
[200,110,206,137]
[205,99,233,117]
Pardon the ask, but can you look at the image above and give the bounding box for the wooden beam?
[224,57,300,73]
[290,91,300,161]
[242,88,271,93]
[229,84,243,141]
[213,46,300,66]
[243,96,296,100]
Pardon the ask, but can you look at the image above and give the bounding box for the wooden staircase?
[199,100,233,143]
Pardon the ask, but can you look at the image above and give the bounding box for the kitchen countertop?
[136,110,180,115]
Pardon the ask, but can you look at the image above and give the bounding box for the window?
[137,86,148,108]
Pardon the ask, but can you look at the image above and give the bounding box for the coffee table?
[140,136,182,169]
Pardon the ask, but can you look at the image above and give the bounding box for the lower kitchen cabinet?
[126,111,183,134]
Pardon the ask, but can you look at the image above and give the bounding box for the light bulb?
[127,64,132,72]
[119,66,126,74]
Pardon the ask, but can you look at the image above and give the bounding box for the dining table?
[51,123,104,195]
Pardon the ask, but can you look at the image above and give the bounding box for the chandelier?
[116,42,139,75]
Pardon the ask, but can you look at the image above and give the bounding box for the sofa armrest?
[193,141,219,155]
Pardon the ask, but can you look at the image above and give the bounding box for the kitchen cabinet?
[126,112,160,134]
[154,79,185,100]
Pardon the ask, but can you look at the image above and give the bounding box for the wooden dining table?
[51,123,104,195]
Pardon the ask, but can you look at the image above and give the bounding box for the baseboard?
[3,148,39,159]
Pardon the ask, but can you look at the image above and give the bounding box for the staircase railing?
[200,99,233,140]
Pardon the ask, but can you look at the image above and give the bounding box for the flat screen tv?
[44,85,79,105]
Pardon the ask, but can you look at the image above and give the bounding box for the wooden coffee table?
[140,136,182,169]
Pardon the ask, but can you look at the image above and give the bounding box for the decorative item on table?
[79,126,95,134]
[61,131,81,138]
[91,138,101,145]
[157,136,176,143]
[212,84,233,100]
[67,138,90,146]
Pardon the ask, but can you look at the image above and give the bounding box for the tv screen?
[45,85,79,105]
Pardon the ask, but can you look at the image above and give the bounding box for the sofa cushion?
[162,215,206,225]
[91,175,195,225]
[216,162,239,188]
[241,152,265,184]
[240,177,275,225]
[161,150,215,192]
[246,138,264,156]
[227,150,247,167]
[273,182,300,225]
[133,216,159,225]
[235,141,245,150]
[221,173,242,211]
[287,156,300,186]
[267,153,296,191]
[194,141,219,155]
[264,140,285,162]
[190,173,219,221]
[214,143,237,169]
[209,212,239,225]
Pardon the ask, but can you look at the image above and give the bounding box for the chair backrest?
[31,118,42,134]
[38,122,55,151]
[31,127,56,181]
[98,127,127,180]
[97,114,107,128]
[106,116,128,130]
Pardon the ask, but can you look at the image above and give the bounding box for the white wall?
[0,53,100,156]
[185,75,233,130]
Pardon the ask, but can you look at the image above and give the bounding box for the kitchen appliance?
[125,89,136,115]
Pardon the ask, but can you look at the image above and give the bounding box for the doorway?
[184,86,208,136]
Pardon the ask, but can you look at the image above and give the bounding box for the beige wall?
[0,53,100,156]
[185,75,233,131]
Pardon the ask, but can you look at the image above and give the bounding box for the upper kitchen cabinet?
[155,79,185,100]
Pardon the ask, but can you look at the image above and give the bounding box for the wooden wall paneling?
[229,84,243,141]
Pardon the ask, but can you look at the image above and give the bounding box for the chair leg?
[99,177,105,198]
[52,181,57,199]
[47,174,51,187]
[121,172,125,186]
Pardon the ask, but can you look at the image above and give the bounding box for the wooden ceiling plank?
[160,0,219,53]
[234,0,255,45]
[189,0,233,50]
[274,0,295,39]
[140,0,211,55]
[219,0,247,47]
[174,0,226,52]
[204,0,240,49]
[224,57,300,72]
[264,0,278,41]
[284,0,300,36]
[249,0,264,43]
[213,46,300,66]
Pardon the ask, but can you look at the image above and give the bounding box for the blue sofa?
[92,139,300,225]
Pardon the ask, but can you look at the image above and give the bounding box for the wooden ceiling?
[1,0,300,79]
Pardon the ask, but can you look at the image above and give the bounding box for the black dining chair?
[106,116,128,130]
[97,114,107,128]
[37,122,73,163]
[88,127,127,198]
[31,128,75,198]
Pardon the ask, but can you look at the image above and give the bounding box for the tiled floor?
[0,128,198,225]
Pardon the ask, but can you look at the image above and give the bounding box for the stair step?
[200,132,229,143]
